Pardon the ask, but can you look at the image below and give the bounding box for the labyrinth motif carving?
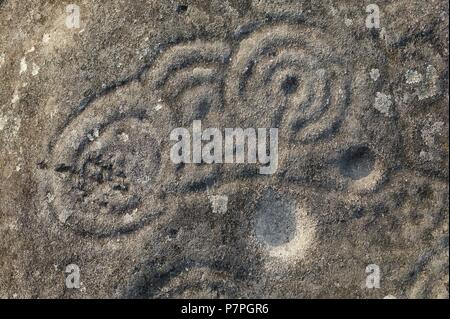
[31,3,448,299]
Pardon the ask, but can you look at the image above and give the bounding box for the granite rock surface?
[0,0,448,298]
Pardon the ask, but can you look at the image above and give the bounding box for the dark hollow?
[339,146,376,180]
[281,75,299,95]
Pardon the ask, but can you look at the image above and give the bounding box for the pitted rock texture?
[0,0,448,299]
